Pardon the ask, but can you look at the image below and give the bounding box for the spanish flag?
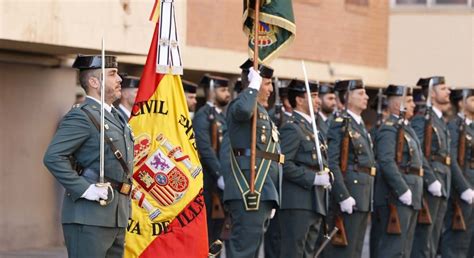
[124,2,208,257]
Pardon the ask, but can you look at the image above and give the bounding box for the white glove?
[460,189,474,204]
[313,173,331,187]
[339,197,356,214]
[398,189,413,206]
[247,67,262,90]
[270,208,276,219]
[428,180,442,197]
[81,184,108,201]
[217,176,225,191]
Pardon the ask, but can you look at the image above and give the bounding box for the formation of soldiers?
[44,54,474,258]
[191,59,474,258]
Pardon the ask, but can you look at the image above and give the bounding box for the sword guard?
[95,182,114,206]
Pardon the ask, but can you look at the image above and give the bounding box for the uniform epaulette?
[334,117,344,123]
[384,121,394,126]
[72,104,81,109]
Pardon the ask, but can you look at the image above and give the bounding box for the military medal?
[261,125,267,143]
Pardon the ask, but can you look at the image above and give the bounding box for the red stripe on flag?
[139,190,208,258]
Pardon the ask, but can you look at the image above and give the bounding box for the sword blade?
[99,37,105,184]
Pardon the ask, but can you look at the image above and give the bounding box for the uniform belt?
[233,148,285,164]
[347,165,376,176]
[105,176,132,196]
[399,166,424,176]
[431,155,451,165]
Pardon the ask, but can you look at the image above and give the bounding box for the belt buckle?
[114,150,123,159]
[279,154,285,164]
[120,183,131,195]
[419,168,424,177]
[445,157,451,165]
[370,167,376,176]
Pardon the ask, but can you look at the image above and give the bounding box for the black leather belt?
[106,177,132,196]
[347,165,376,176]
[399,166,424,176]
[431,155,451,166]
[233,148,285,164]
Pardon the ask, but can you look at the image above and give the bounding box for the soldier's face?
[432,84,451,106]
[122,88,138,106]
[215,87,231,107]
[321,93,337,114]
[405,96,415,119]
[90,68,122,104]
[312,92,320,113]
[258,78,273,108]
[348,88,368,111]
[464,96,474,116]
[185,92,197,112]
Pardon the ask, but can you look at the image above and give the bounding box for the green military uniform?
[44,55,133,258]
[316,112,332,140]
[372,110,425,258]
[440,111,474,258]
[193,74,231,249]
[278,79,328,258]
[224,62,283,258]
[324,80,376,258]
[410,77,452,258]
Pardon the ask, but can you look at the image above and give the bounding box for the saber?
[96,37,113,206]
[376,89,383,127]
[314,227,339,257]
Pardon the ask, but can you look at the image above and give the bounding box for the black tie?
[111,108,124,127]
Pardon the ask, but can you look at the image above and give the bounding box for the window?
[392,0,473,7]
[395,0,427,4]
[436,0,468,4]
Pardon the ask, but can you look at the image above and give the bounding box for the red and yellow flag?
[124,3,208,257]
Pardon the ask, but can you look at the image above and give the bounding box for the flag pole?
[249,0,260,195]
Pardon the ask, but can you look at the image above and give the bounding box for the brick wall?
[186,0,388,68]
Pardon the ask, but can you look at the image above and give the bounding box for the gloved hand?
[247,67,262,90]
[398,189,413,206]
[339,197,356,214]
[270,209,276,219]
[428,180,442,197]
[81,184,108,201]
[460,189,474,204]
[313,173,331,187]
[217,176,225,191]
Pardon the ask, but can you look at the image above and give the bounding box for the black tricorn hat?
[120,74,140,89]
[384,85,413,97]
[287,79,319,93]
[240,59,274,79]
[72,55,118,70]
[319,83,335,95]
[182,80,198,93]
[274,79,291,97]
[416,76,445,89]
[200,74,229,88]
[451,88,474,103]
[334,79,364,92]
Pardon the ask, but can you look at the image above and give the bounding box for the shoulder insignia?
[384,121,394,126]
[72,104,81,109]
[335,117,343,123]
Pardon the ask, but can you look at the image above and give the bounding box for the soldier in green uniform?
[317,83,337,139]
[43,55,134,258]
[410,76,452,258]
[278,79,331,258]
[223,60,283,258]
[371,85,425,258]
[116,74,139,120]
[324,79,376,258]
[193,74,231,250]
[440,89,474,258]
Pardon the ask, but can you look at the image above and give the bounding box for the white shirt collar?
[347,109,363,125]
[207,101,222,114]
[86,96,112,113]
[318,112,328,122]
[466,118,472,126]
[282,106,292,117]
[432,106,442,119]
[119,104,131,118]
[294,110,313,124]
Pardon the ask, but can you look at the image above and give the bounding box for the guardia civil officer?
[43,55,134,258]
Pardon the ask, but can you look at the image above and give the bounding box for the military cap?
[240,59,274,79]
[334,79,364,92]
[416,76,445,89]
[319,83,335,95]
[234,78,243,93]
[451,88,474,103]
[200,74,229,88]
[274,79,291,97]
[120,74,140,89]
[384,85,413,97]
[72,55,118,70]
[182,80,198,93]
[287,79,319,93]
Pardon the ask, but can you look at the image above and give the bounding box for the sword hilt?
[95,182,114,206]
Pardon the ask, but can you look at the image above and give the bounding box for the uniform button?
[354,180,358,184]
[127,147,130,150]
[67,193,71,196]
[249,90,253,94]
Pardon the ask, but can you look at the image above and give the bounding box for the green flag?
[243,0,296,64]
